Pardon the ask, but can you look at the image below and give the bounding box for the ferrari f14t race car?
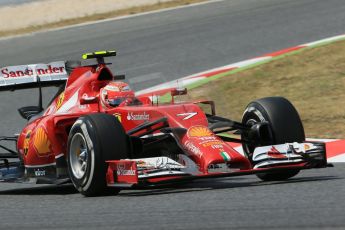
[0,51,328,196]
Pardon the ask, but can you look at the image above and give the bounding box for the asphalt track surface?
[0,0,345,229]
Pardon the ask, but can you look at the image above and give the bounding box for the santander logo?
[0,62,67,80]
[1,65,65,78]
[126,112,150,121]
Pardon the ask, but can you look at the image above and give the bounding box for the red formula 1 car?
[0,51,328,196]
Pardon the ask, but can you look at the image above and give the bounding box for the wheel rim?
[242,118,260,155]
[69,133,89,179]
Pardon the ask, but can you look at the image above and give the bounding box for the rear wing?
[0,61,68,91]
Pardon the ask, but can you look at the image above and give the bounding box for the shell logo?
[56,92,65,110]
[188,126,213,137]
[23,130,32,156]
[304,144,311,150]
[33,127,52,156]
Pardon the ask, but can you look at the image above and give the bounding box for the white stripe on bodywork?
[55,153,65,159]
[177,112,197,120]
[25,162,56,168]
[138,170,188,178]
[234,146,245,156]
[56,90,79,114]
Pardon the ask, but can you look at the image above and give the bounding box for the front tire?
[242,97,305,181]
[67,113,129,196]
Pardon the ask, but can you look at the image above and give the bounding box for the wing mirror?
[171,87,187,96]
[80,95,99,105]
[171,87,187,104]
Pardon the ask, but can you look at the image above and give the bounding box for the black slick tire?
[242,97,305,181]
[67,113,129,196]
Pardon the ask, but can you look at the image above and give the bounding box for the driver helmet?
[100,81,135,107]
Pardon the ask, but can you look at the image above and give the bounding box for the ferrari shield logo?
[23,130,32,156]
[56,92,65,110]
[114,113,122,122]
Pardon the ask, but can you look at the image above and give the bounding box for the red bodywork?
[15,63,311,184]
[18,65,251,179]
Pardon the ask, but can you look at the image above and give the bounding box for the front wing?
[106,142,328,188]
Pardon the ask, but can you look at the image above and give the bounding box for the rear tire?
[241,97,305,181]
[67,113,130,196]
